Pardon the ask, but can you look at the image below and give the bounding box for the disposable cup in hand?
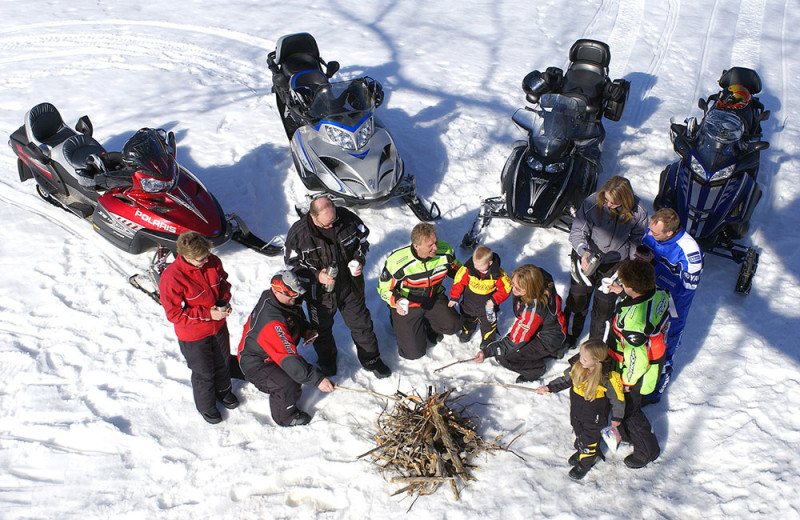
[348,259,360,276]
[397,298,409,313]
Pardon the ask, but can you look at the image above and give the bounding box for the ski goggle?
[271,271,305,298]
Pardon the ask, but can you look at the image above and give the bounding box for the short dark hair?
[617,259,655,295]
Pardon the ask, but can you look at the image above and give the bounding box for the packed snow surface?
[1,1,798,519]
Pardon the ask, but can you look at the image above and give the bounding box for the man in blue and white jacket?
[640,208,703,402]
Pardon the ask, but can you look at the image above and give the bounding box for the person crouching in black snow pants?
[238,271,335,426]
[284,195,391,379]
[537,339,625,480]
[474,264,566,383]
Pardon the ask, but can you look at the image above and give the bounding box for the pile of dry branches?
[358,386,519,502]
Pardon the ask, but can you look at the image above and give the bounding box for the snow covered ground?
[1,1,798,518]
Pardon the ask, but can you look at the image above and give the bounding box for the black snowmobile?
[462,39,629,247]
[267,32,440,221]
[654,67,770,294]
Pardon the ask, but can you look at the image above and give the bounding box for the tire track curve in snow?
[0,20,273,93]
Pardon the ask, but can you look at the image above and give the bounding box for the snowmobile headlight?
[324,124,356,150]
[526,156,543,171]
[545,161,566,173]
[709,164,736,182]
[355,117,374,149]
[140,177,173,193]
[689,155,707,179]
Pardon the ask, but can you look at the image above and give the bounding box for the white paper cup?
[397,298,409,313]
[348,259,360,276]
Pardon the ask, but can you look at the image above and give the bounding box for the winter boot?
[201,407,223,424]
[363,358,392,379]
[287,410,312,427]
[217,389,240,410]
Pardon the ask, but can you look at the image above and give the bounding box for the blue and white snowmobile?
[654,67,769,294]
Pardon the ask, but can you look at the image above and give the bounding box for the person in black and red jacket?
[474,264,566,383]
[159,232,239,424]
[238,270,335,427]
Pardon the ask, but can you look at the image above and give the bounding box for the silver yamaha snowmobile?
[267,32,440,221]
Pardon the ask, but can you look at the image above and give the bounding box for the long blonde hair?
[511,264,550,306]
[569,339,608,402]
[597,176,636,224]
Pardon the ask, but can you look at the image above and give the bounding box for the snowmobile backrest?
[25,102,73,148]
[567,40,610,75]
[60,134,106,170]
[718,67,762,95]
[275,33,321,76]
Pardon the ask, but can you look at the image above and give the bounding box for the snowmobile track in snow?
[0,20,273,93]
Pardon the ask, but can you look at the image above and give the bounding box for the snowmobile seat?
[719,67,762,95]
[289,70,331,109]
[561,40,611,114]
[60,134,106,171]
[25,102,76,153]
[275,33,322,78]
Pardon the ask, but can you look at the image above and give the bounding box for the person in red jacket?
[238,270,335,427]
[474,264,566,382]
[159,232,238,424]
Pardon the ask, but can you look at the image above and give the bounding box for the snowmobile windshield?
[513,94,580,159]
[305,80,374,124]
[695,110,744,172]
[122,128,177,181]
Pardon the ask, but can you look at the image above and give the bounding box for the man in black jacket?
[284,196,391,378]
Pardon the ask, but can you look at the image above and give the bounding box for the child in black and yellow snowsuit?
[537,339,625,480]
[448,246,512,347]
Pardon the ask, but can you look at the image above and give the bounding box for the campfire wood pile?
[358,386,519,501]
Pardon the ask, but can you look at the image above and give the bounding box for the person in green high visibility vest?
[606,259,669,469]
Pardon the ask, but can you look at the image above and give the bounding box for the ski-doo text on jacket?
[569,192,648,264]
[284,206,369,298]
[481,270,566,358]
[449,253,512,316]
[377,240,461,309]
[237,290,324,387]
[159,254,231,342]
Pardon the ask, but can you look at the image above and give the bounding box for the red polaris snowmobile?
[8,102,282,302]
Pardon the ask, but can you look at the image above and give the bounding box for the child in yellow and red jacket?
[448,246,512,347]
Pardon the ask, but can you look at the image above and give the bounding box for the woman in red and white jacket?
[159,232,237,424]
[474,264,566,383]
